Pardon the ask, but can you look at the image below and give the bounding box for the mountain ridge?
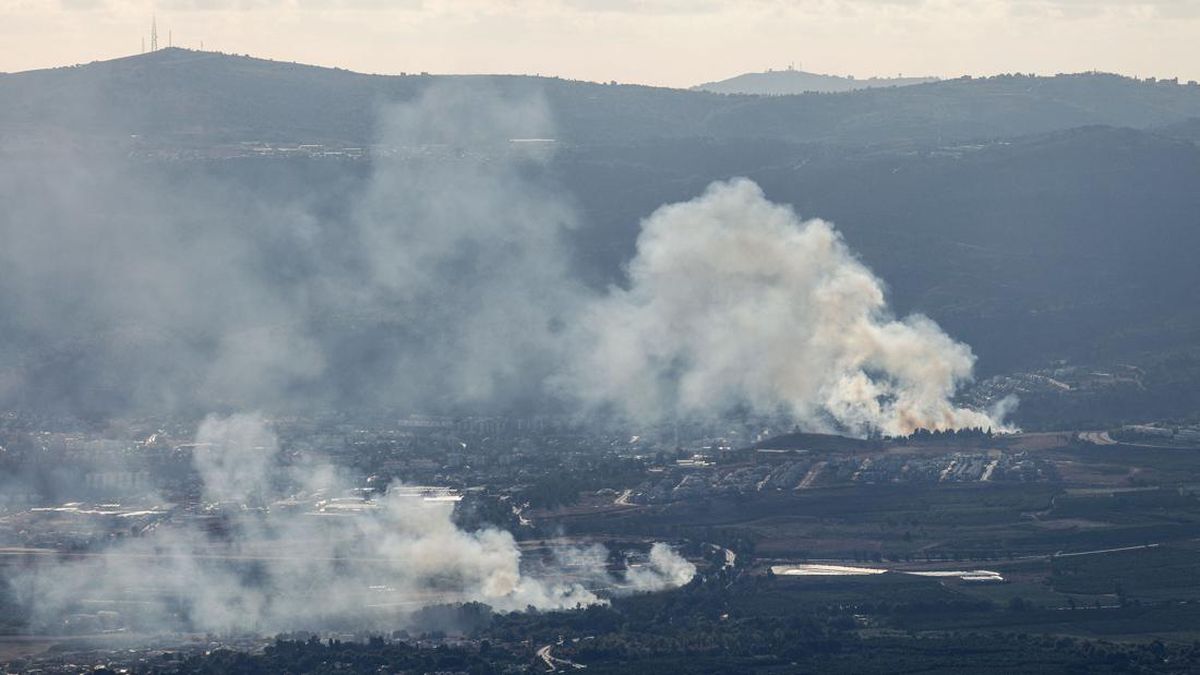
[693,68,938,95]
[5,49,1200,149]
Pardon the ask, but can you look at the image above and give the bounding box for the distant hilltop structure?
[141,15,177,54]
[694,66,939,95]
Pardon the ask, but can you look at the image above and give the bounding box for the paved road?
[1053,543,1160,558]
[1079,430,1197,449]
[537,644,586,672]
[796,541,1171,568]
[797,461,826,489]
[1079,431,1118,446]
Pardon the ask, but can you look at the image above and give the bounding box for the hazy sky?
[3,1,1198,86]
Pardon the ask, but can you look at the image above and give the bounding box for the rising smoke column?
[349,84,582,409]
[0,83,579,417]
[566,178,1006,436]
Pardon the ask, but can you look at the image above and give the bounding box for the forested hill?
[4,48,1200,148]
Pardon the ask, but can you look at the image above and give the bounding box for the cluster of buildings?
[962,363,1145,407]
[3,635,270,673]
[122,137,561,162]
[238,142,366,159]
[1116,423,1200,446]
[625,451,1055,505]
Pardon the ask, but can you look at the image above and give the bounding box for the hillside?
[3,50,1200,425]
[1158,117,1200,145]
[693,68,937,95]
[4,50,1200,149]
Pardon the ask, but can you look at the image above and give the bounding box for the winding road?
[537,644,586,672]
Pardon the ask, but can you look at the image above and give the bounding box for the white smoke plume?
[15,414,691,633]
[0,82,576,417]
[567,179,1006,436]
[350,84,581,407]
[624,543,698,592]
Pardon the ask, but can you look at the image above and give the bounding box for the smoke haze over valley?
[0,76,1005,641]
[15,413,695,633]
[4,31,1200,673]
[0,77,1010,435]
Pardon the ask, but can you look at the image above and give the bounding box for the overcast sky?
[3,0,1198,86]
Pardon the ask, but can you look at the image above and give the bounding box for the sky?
[2,0,1199,87]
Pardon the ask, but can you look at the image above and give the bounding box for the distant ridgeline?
[693,68,939,95]
[2,49,1200,149]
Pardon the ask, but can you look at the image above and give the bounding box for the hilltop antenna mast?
[150,15,158,51]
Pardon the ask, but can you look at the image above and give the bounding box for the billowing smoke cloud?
[0,82,1004,433]
[566,179,1005,436]
[15,414,692,633]
[1,79,1002,636]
